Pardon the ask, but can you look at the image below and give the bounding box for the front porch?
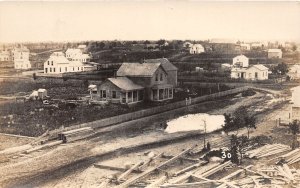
[151,84,174,101]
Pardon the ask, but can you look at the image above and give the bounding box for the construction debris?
[58,127,94,143]
[245,144,291,159]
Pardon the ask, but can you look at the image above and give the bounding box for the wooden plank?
[94,164,141,173]
[117,161,144,182]
[138,152,163,171]
[250,176,261,188]
[191,175,239,188]
[145,175,168,188]
[117,146,194,188]
[174,160,207,176]
[160,180,218,188]
[219,165,253,181]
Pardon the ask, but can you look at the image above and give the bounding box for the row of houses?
[44,45,96,74]
[92,58,178,105]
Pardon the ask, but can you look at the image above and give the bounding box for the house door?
[241,72,245,78]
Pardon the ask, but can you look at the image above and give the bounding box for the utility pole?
[202,120,207,149]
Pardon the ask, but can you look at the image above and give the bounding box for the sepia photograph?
[0,1,300,187]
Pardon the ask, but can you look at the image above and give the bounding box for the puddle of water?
[165,113,225,133]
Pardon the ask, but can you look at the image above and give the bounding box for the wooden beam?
[94,164,141,173]
[117,161,144,182]
[138,152,163,171]
[174,161,207,176]
[145,175,168,188]
[116,146,194,188]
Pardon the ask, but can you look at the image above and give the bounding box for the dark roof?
[144,58,178,71]
[107,77,144,91]
[117,62,163,77]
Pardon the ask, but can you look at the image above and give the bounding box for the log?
[145,175,168,188]
[138,152,163,171]
[94,164,141,173]
[117,161,144,182]
[116,146,194,188]
[218,165,253,182]
[174,160,207,176]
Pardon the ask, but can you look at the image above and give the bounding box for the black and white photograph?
[0,1,300,187]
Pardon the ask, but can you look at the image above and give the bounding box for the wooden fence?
[49,86,249,137]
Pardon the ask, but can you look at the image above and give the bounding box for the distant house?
[0,50,11,61]
[240,43,251,51]
[44,52,95,74]
[65,45,91,62]
[291,86,300,121]
[231,64,269,80]
[268,49,282,58]
[232,55,249,68]
[12,46,31,70]
[189,44,205,54]
[96,58,177,104]
[288,64,300,80]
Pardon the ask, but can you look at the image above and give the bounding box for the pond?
[165,113,225,133]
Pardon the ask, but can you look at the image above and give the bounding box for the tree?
[222,113,235,134]
[157,39,166,46]
[245,115,256,139]
[273,63,289,75]
[232,106,248,135]
[289,120,300,149]
[144,40,151,45]
[292,45,297,52]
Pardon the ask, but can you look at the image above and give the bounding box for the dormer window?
[155,73,158,81]
[160,73,163,81]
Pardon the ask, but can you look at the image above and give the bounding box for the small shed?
[37,89,47,100]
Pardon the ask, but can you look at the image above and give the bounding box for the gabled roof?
[117,62,163,77]
[268,49,282,53]
[233,54,248,59]
[107,77,144,91]
[251,64,269,71]
[66,48,82,54]
[47,55,69,64]
[144,58,178,71]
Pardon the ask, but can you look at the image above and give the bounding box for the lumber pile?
[58,127,94,143]
[245,144,291,159]
[277,148,300,165]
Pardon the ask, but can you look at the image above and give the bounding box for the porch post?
[126,92,128,103]
[157,89,159,101]
[132,91,133,102]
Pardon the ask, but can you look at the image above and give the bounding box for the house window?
[155,74,158,81]
[112,91,117,99]
[53,68,56,72]
[101,90,106,98]
[73,67,74,71]
[160,73,163,81]
[65,67,67,72]
[78,67,79,71]
[48,61,49,65]
[50,68,52,72]
[45,68,48,73]
[60,67,61,72]
[255,72,258,78]
[51,61,53,66]
[169,88,173,98]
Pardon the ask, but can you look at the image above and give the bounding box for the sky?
[0,1,300,43]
